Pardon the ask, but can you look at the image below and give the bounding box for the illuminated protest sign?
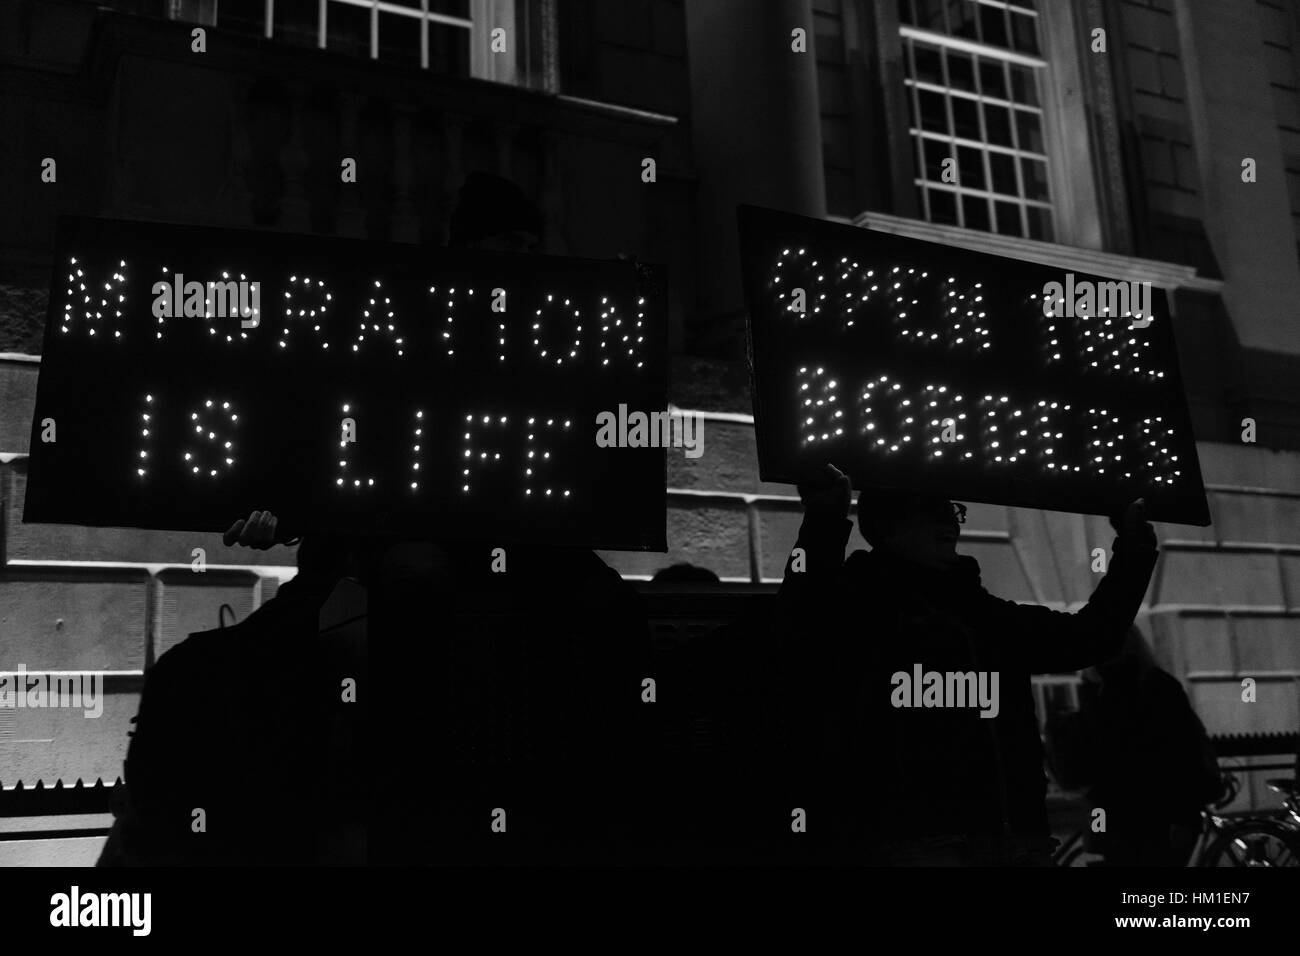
[24,216,667,549]
[739,206,1210,526]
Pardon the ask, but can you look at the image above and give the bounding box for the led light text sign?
[738,206,1209,525]
[25,216,667,549]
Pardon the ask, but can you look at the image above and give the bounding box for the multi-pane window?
[212,0,472,73]
[899,0,1054,240]
[183,1,553,88]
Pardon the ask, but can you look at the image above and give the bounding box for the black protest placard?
[739,206,1209,525]
[25,216,667,549]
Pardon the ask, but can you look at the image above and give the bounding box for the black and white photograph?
[1,0,1298,939]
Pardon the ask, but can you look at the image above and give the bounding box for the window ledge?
[843,212,1224,293]
[552,94,678,129]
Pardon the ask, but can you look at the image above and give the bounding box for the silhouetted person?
[98,525,366,864]
[777,463,1158,866]
[651,562,721,584]
[380,176,650,862]
[101,174,653,865]
[369,536,650,865]
[1047,625,1221,865]
[102,508,649,866]
[448,171,544,253]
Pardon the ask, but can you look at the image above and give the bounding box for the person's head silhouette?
[857,490,966,571]
[223,175,549,588]
[448,172,544,253]
[1084,623,1156,687]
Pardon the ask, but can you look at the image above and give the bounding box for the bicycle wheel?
[1201,819,1300,867]
[1052,829,1104,867]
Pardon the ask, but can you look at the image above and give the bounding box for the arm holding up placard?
[772,462,860,862]
[100,515,357,865]
[224,510,360,602]
[986,499,1159,674]
[777,463,855,611]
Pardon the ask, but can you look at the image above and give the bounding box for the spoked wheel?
[1202,820,1300,867]
[1052,830,1105,867]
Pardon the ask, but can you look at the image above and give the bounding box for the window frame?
[205,0,557,89]
[901,22,1055,238]
[888,0,1104,249]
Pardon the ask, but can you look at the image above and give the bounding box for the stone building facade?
[1,0,1298,862]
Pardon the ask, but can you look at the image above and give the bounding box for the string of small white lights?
[336,403,375,490]
[1040,288,1162,381]
[62,256,127,339]
[796,365,1182,483]
[772,245,1182,486]
[204,272,254,343]
[461,413,507,495]
[356,279,404,357]
[523,416,573,500]
[57,247,658,510]
[534,293,584,366]
[410,409,425,492]
[770,247,990,350]
[429,284,474,358]
[183,399,238,478]
[281,275,332,351]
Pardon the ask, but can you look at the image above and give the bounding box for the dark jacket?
[374,543,651,864]
[101,544,648,866]
[1048,668,1221,848]
[776,514,1158,857]
[98,571,361,866]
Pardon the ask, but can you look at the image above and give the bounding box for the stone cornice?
[845,211,1225,293]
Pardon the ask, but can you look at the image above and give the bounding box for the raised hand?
[222,510,280,550]
[1110,497,1156,551]
[797,463,853,522]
